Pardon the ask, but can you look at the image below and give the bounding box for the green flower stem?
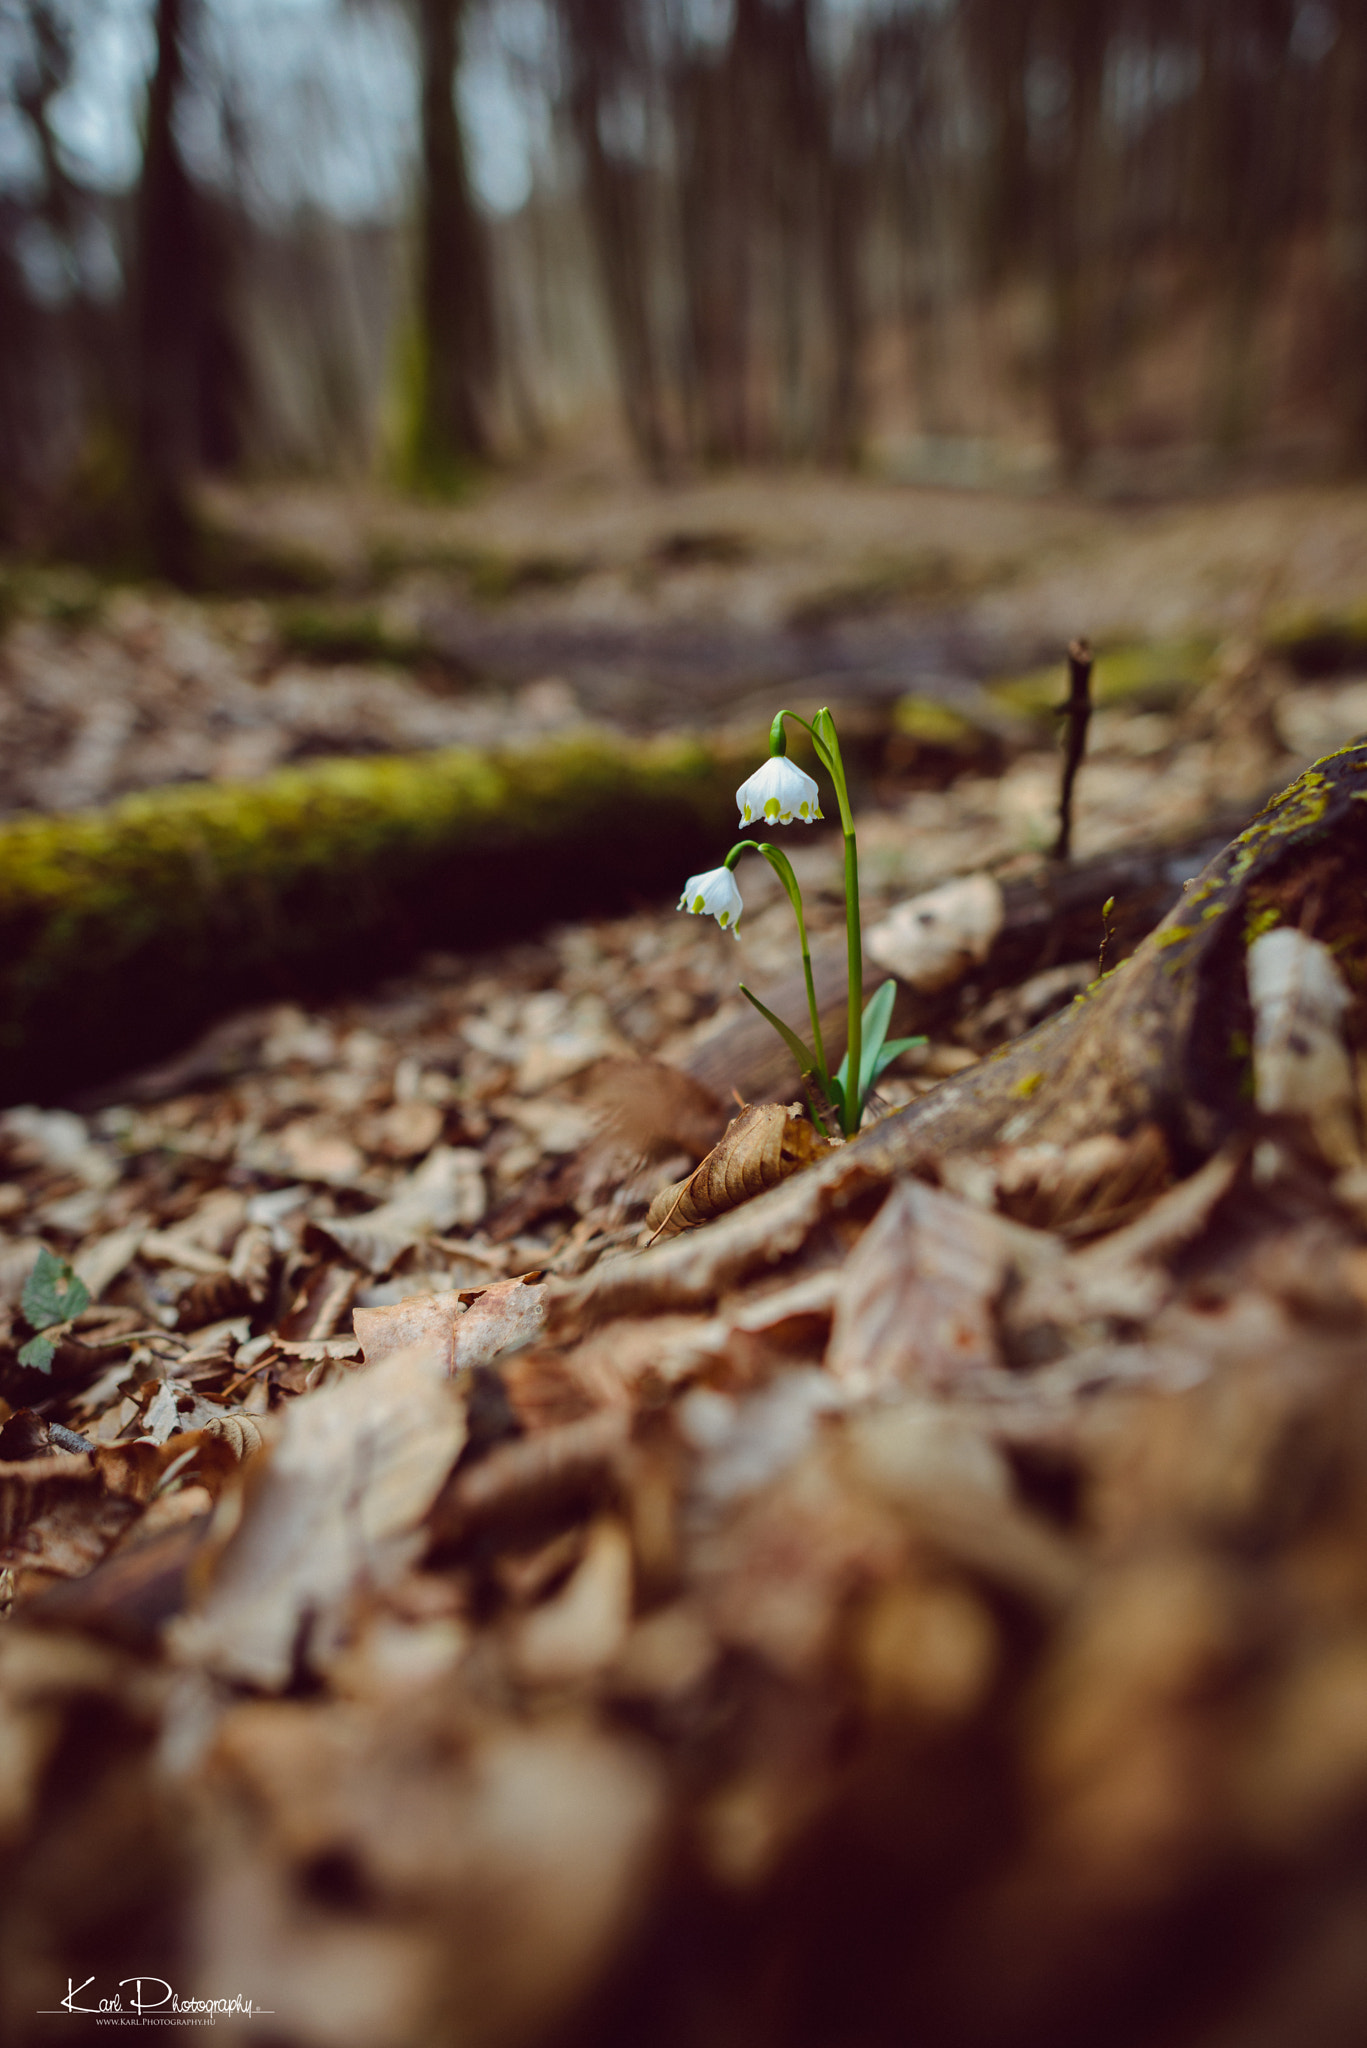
[810,709,862,1137]
[726,838,827,1085]
[841,827,862,1134]
[761,706,865,1134]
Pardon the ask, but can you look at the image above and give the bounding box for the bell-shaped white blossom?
[679,864,743,939]
[736,755,823,827]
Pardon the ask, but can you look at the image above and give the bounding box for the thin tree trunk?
[1331,0,1367,466]
[415,0,496,477]
[560,0,668,473]
[134,0,200,580]
[1041,0,1104,481]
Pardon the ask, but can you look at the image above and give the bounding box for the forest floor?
[5,463,1367,815]
[4,470,1367,2045]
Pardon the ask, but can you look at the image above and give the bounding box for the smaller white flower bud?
[678,864,744,939]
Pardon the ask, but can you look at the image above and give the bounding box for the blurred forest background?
[3,0,1366,579]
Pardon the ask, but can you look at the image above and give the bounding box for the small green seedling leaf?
[21,1247,90,1333]
[17,1333,56,1374]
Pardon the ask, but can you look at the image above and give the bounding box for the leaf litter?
[5,680,1367,2045]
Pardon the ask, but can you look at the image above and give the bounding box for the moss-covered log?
[0,733,754,1103]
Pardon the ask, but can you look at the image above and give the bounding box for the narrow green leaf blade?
[738,984,816,1078]
[857,979,899,1100]
[870,1034,926,1084]
[21,1247,90,1334]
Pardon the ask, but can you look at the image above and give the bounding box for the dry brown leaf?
[168,1341,467,1687]
[509,1517,633,1686]
[432,1408,630,1544]
[583,1056,726,1162]
[0,1454,143,1591]
[1011,1144,1243,1335]
[646,1102,830,1240]
[993,1124,1173,1236]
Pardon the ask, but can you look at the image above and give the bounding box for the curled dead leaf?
[203,1413,266,1462]
[645,1103,830,1241]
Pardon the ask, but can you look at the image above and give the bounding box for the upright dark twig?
[1052,637,1094,862]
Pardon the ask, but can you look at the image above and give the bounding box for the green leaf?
[17,1333,56,1374]
[857,979,898,1101]
[870,1034,926,1085]
[21,1247,90,1334]
[835,983,918,1120]
[738,984,816,1078]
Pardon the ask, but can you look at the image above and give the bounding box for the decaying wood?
[868,741,1367,1162]
[645,1102,830,1240]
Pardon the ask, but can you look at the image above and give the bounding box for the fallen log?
[0,731,752,1104]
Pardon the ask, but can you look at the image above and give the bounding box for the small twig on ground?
[1052,637,1094,862]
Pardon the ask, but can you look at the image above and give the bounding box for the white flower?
[679,864,743,939]
[736,756,823,827]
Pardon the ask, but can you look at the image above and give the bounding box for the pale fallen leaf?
[72,1223,147,1300]
[353,1276,546,1375]
[826,1179,1054,1396]
[320,1147,487,1273]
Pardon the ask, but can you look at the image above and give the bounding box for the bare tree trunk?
[1331,0,1367,466]
[1040,0,1104,481]
[674,18,754,462]
[560,0,669,473]
[415,0,496,478]
[134,0,200,580]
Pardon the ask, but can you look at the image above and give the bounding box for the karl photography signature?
[40,1977,273,2023]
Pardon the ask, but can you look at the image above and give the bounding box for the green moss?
[1010,1071,1045,1098]
[463,549,588,604]
[0,730,751,1102]
[1244,905,1281,944]
[1263,602,1367,678]
[275,603,433,668]
[787,550,981,631]
[891,697,982,750]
